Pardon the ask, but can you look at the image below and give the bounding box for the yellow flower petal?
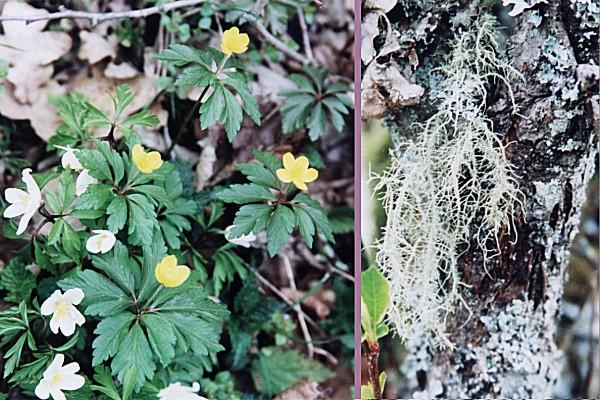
[293,179,308,191]
[301,168,318,183]
[295,156,310,170]
[276,168,293,183]
[155,255,190,288]
[275,152,319,190]
[221,27,250,55]
[282,152,295,170]
[132,144,163,174]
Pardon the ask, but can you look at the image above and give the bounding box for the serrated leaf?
[235,162,280,188]
[92,312,134,366]
[222,86,244,141]
[154,43,207,66]
[293,205,315,248]
[230,204,273,237]
[142,313,176,367]
[217,183,276,204]
[307,102,327,141]
[266,205,295,256]
[199,84,225,130]
[251,347,333,396]
[106,196,127,233]
[111,322,155,388]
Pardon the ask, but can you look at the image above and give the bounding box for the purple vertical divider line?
[354,0,362,397]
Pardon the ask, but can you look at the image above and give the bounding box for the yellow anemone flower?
[221,27,249,55]
[132,144,163,174]
[155,255,190,288]
[275,152,319,191]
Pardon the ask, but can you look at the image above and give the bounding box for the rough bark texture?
[363,0,598,398]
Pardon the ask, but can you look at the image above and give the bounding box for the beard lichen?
[374,16,523,347]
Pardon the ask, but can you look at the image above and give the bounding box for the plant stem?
[166,54,229,157]
[366,340,382,399]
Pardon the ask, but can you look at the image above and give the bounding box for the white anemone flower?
[3,168,42,235]
[86,230,116,254]
[41,288,85,336]
[158,382,207,400]
[56,146,83,171]
[75,169,98,196]
[224,225,256,248]
[35,354,85,400]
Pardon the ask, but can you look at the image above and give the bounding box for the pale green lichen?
[374,16,523,347]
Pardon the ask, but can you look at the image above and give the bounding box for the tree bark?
[363,1,598,398]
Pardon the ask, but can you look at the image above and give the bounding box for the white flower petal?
[4,187,28,204]
[61,149,82,171]
[35,380,51,399]
[49,316,61,334]
[16,209,35,235]
[224,225,256,248]
[3,202,26,218]
[85,234,103,253]
[63,288,84,305]
[61,362,81,375]
[59,316,76,336]
[71,308,86,327]
[22,168,41,205]
[40,291,60,315]
[45,354,65,376]
[75,169,98,196]
[49,386,66,400]
[59,372,84,390]
[86,230,116,254]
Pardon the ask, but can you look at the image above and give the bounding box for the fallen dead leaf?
[0,80,65,141]
[281,286,335,320]
[78,30,117,65]
[361,61,424,119]
[364,0,397,12]
[275,380,323,400]
[195,136,217,190]
[104,61,139,79]
[0,1,71,104]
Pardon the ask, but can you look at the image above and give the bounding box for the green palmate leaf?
[361,267,390,344]
[176,65,214,88]
[92,312,135,366]
[199,85,226,129]
[211,249,248,295]
[111,84,135,119]
[292,192,334,243]
[222,86,244,141]
[76,183,114,211]
[307,102,327,141]
[230,204,273,238]
[127,194,157,246]
[235,162,280,189]
[111,322,155,388]
[90,366,121,400]
[142,313,176,367]
[266,205,295,256]
[0,259,36,303]
[292,205,315,248]
[154,43,207,66]
[106,196,128,233]
[91,242,136,296]
[224,76,261,126]
[252,150,282,173]
[217,183,276,204]
[59,270,131,317]
[61,221,81,260]
[251,347,334,396]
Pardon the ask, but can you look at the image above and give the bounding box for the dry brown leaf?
[281,286,335,320]
[361,12,381,65]
[361,61,424,119]
[0,80,65,141]
[104,61,139,79]
[0,1,71,104]
[70,66,160,137]
[78,30,117,65]
[275,380,323,400]
[364,0,397,12]
[195,136,217,190]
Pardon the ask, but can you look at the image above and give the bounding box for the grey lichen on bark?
[363,0,599,398]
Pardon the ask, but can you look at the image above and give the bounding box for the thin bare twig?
[297,7,314,61]
[0,0,205,25]
[281,254,315,358]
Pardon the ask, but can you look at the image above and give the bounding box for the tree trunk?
[363,1,598,398]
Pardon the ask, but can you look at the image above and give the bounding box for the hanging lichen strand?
[374,16,523,348]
